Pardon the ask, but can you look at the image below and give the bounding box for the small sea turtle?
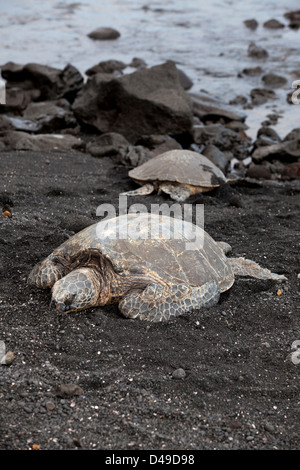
[121,149,226,202]
[27,213,286,322]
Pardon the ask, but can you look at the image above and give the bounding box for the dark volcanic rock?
[202,144,229,173]
[242,66,263,76]
[121,145,150,167]
[193,123,250,160]
[165,61,194,90]
[0,87,41,113]
[252,139,300,162]
[22,99,77,133]
[86,132,129,158]
[129,57,147,69]
[0,62,83,103]
[190,91,246,122]
[244,19,258,30]
[85,60,127,77]
[254,127,281,148]
[86,132,150,166]
[283,128,300,142]
[229,95,248,106]
[263,19,285,29]
[248,42,269,59]
[136,134,182,158]
[87,27,121,40]
[262,73,287,88]
[284,10,300,29]
[257,126,281,143]
[246,163,272,180]
[281,162,300,180]
[0,115,39,132]
[250,88,277,106]
[72,61,193,143]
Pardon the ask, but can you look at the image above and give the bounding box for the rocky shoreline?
[1,46,299,184]
[0,9,300,452]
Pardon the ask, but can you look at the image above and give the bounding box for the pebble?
[172,368,186,379]
[45,401,55,412]
[56,383,83,398]
[1,351,15,365]
[23,406,32,414]
[264,422,275,433]
[244,19,258,30]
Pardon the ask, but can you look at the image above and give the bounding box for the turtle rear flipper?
[118,281,220,322]
[159,183,192,203]
[228,257,287,281]
[28,256,66,289]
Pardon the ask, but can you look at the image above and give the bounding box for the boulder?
[86,132,129,158]
[129,57,147,69]
[256,126,281,144]
[190,91,246,122]
[281,162,300,180]
[85,60,127,77]
[283,128,300,142]
[87,27,121,40]
[284,10,300,29]
[0,115,39,132]
[247,163,272,179]
[262,73,287,88]
[202,144,229,173]
[248,42,269,59]
[0,87,40,113]
[250,88,277,105]
[72,62,194,143]
[252,140,300,162]
[22,99,77,132]
[193,123,250,160]
[86,132,181,166]
[136,134,182,158]
[0,62,83,103]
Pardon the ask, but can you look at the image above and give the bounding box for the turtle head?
[51,267,101,313]
[28,256,65,289]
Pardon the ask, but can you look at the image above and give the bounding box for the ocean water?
[0,0,299,137]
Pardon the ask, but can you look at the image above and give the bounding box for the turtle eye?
[64,293,76,307]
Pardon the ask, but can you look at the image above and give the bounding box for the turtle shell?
[50,213,234,293]
[128,149,226,188]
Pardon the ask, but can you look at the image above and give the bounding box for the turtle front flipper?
[120,183,154,197]
[228,257,287,281]
[118,281,220,322]
[27,255,66,289]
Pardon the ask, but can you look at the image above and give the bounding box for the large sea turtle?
[27,213,286,322]
[121,149,227,202]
